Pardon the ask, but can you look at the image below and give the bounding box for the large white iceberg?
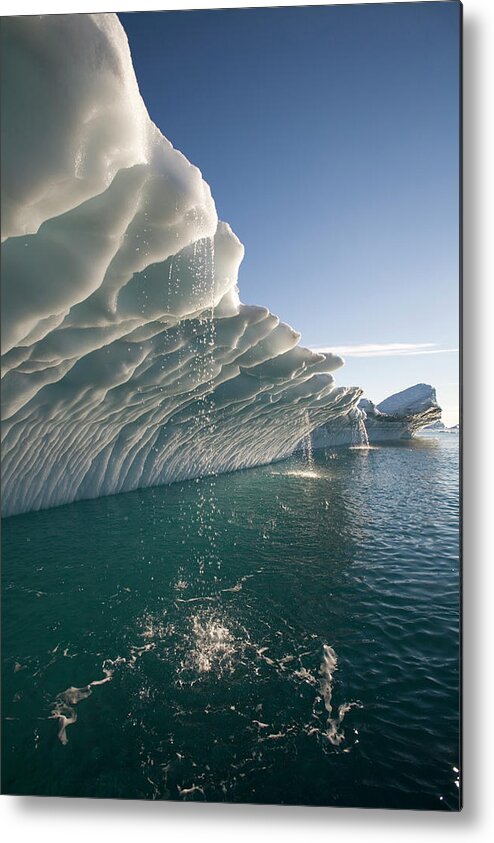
[1,14,361,516]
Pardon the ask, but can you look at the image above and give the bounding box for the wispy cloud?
[311,342,458,359]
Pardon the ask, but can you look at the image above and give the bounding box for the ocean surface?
[1,435,460,809]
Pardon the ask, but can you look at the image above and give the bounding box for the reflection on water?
[2,437,460,808]
[273,469,324,479]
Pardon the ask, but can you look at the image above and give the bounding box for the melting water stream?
[358,417,370,448]
[302,410,315,472]
[350,415,370,448]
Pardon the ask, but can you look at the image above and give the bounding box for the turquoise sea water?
[1,435,460,809]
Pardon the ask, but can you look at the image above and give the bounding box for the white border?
[1,0,460,14]
[2,0,493,839]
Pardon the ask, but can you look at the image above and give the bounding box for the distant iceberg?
[0,14,361,516]
[424,420,459,434]
[424,420,446,431]
[311,384,442,448]
[362,384,442,441]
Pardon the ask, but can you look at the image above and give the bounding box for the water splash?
[181,613,236,676]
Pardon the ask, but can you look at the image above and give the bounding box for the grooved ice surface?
[1,14,360,516]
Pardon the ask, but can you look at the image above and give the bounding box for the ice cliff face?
[1,14,361,516]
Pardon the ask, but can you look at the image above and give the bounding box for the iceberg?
[311,383,442,448]
[361,383,442,441]
[424,420,446,431]
[1,14,361,516]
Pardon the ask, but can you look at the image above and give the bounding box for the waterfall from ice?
[303,410,315,471]
[187,236,220,582]
[357,417,369,448]
[351,415,369,448]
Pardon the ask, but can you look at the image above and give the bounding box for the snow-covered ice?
[1,14,361,516]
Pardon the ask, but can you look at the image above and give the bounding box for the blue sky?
[119,2,460,425]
